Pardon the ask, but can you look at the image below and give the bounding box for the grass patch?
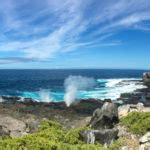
[0,120,125,150]
[120,112,150,135]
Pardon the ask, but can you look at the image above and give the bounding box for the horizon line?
[0,68,150,71]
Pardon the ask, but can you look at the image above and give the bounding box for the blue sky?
[0,0,150,69]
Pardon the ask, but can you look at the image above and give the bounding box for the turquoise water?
[0,69,147,102]
[18,78,144,102]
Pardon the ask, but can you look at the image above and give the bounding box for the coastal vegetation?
[0,96,150,149]
[0,119,124,150]
[120,112,150,135]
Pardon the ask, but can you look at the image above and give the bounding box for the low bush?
[0,120,125,150]
[120,112,150,135]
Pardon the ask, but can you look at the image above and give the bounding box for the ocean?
[0,69,148,103]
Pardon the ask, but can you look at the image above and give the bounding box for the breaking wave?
[17,77,146,102]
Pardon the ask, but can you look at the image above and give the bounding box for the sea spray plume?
[39,89,52,102]
[64,76,96,107]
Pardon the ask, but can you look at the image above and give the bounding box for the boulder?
[80,128,118,145]
[143,73,150,87]
[137,103,144,111]
[139,132,150,150]
[89,102,118,129]
[118,105,130,117]
[0,115,27,137]
[118,103,149,118]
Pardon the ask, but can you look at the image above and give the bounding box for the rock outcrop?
[80,128,118,145]
[80,102,119,145]
[0,115,27,137]
[143,72,150,87]
[89,102,119,129]
[118,103,150,118]
[139,132,150,150]
[1,96,21,103]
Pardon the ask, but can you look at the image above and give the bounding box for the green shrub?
[120,112,150,135]
[39,120,63,131]
[64,127,90,145]
[0,120,125,150]
[108,138,125,150]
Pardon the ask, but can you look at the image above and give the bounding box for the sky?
[0,0,150,69]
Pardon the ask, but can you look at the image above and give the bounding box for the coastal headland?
[0,73,150,149]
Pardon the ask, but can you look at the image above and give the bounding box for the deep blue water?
[0,69,148,102]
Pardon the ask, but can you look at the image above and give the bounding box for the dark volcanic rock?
[118,86,150,106]
[80,128,118,145]
[143,72,150,87]
[70,99,103,115]
[89,102,119,129]
[1,96,21,103]
[20,99,103,115]
[0,98,105,129]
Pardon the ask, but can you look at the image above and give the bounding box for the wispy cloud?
[0,0,150,63]
[0,57,34,64]
[0,57,51,64]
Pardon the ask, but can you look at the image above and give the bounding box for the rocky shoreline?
[0,75,150,149]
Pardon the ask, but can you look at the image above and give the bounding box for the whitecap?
[80,78,146,100]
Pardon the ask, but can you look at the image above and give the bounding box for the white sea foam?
[105,79,123,87]
[20,90,53,102]
[39,89,53,102]
[83,78,146,100]
[19,78,146,102]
